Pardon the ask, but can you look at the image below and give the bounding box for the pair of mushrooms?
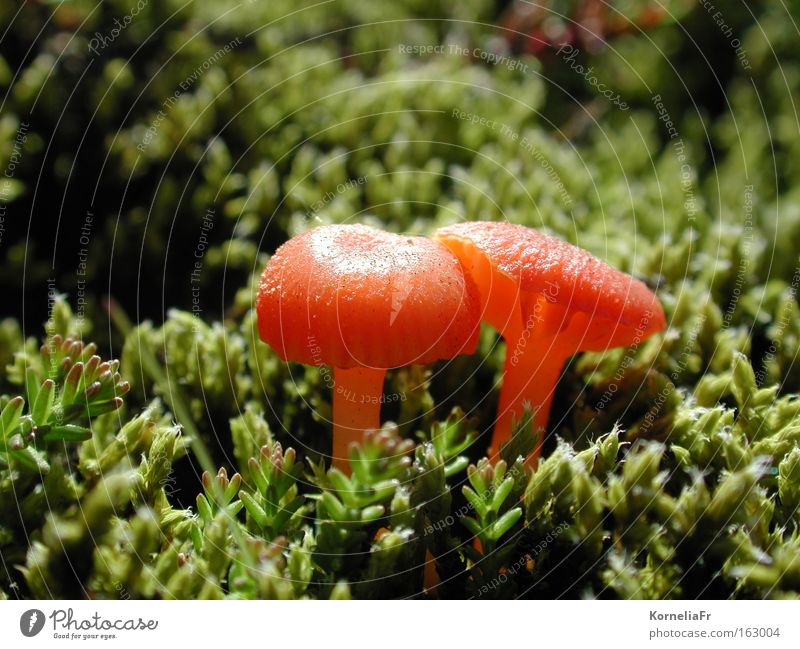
[257,222,665,471]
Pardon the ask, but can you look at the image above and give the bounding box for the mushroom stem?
[492,325,569,466]
[332,366,387,472]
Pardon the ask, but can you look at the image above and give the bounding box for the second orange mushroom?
[434,221,666,463]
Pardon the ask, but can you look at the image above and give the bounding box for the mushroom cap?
[433,221,666,351]
[257,224,481,369]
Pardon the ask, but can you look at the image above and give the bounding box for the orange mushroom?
[256,224,481,471]
[433,221,666,463]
